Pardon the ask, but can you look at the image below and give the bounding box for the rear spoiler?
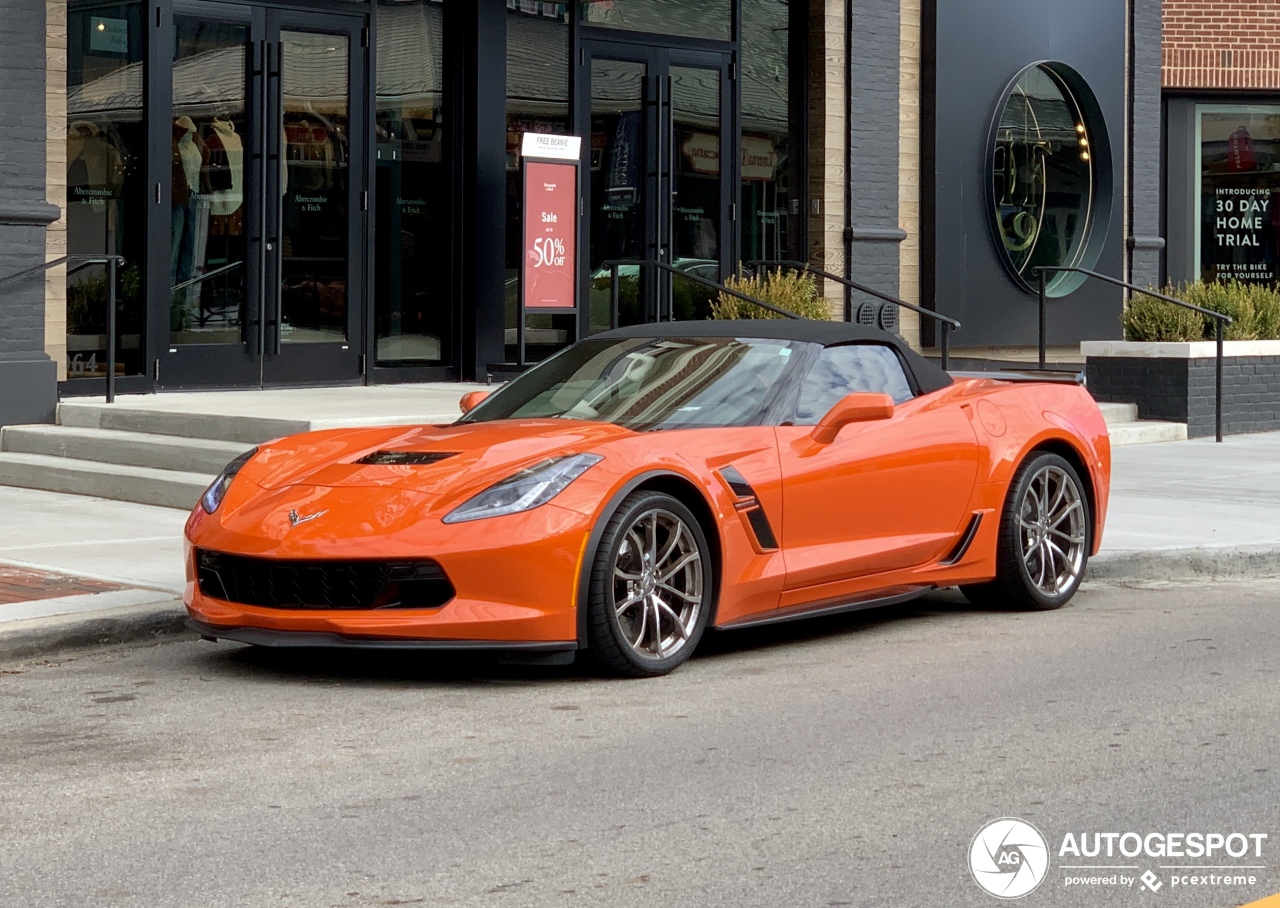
[949,370,1086,386]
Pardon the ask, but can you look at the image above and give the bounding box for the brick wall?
[0,0,55,358]
[1088,355,1280,437]
[808,0,848,319]
[848,0,904,311]
[0,0,59,426]
[1164,0,1280,89]
[897,0,921,347]
[47,0,68,380]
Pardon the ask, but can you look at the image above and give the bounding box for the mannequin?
[172,116,211,319]
[206,116,244,217]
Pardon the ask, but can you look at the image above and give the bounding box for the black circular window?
[990,63,1110,296]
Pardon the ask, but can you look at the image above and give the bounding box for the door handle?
[254,38,271,357]
[664,74,675,320]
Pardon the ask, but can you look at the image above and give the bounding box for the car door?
[776,343,981,592]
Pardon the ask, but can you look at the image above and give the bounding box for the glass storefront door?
[158,4,366,387]
[582,43,732,330]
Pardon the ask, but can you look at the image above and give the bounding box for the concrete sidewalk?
[1092,432,1280,580]
[1,431,1278,662]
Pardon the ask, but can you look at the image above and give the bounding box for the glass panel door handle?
[267,40,284,355]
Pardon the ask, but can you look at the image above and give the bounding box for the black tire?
[961,452,1091,611]
[586,491,714,677]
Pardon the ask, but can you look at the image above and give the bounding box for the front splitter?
[186,618,578,655]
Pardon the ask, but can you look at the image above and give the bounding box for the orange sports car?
[185,321,1110,677]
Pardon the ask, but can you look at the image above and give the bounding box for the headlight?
[200,448,258,514]
[442,454,603,524]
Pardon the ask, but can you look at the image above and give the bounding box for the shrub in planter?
[1124,280,1280,342]
[713,268,831,321]
[1123,289,1204,342]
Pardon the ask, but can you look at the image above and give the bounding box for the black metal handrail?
[748,259,962,370]
[600,259,804,328]
[0,254,126,403]
[1033,265,1233,443]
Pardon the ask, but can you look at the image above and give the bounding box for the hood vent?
[357,450,458,466]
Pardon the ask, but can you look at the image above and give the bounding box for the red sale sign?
[523,160,578,310]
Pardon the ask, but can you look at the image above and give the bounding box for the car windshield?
[463,336,813,431]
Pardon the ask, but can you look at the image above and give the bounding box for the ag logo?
[969,817,1050,899]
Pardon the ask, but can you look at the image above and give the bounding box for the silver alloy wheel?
[1017,464,1087,596]
[611,508,704,661]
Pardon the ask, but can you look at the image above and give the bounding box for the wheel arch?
[574,470,723,649]
[1018,437,1100,554]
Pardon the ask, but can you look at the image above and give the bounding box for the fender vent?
[718,466,780,553]
[357,450,458,466]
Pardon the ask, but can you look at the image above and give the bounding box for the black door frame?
[146,0,369,389]
[575,31,738,334]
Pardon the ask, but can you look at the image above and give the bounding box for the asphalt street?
[1,579,1277,908]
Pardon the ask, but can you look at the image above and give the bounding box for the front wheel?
[587,491,714,677]
[961,452,1091,611]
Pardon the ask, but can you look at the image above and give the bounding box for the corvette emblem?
[288,509,327,528]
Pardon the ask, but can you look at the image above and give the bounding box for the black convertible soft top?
[596,320,954,396]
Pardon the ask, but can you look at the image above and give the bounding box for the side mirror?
[811,392,894,445]
[459,390,491,415]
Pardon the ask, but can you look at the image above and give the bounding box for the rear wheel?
[587,491,713,677]
[961,452,1090,611]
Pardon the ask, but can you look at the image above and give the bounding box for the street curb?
[0,600,188,664]
[1,546,1276,663]
[1090,545,1280,583]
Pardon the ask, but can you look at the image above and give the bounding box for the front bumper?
[185,494,593,646]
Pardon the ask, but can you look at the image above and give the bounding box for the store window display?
[170,20,250,347]
[1197,106,1280,286]
[66,1,146,380]
[374,0,451,368]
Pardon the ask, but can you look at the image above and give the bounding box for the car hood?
[246,419,634,499]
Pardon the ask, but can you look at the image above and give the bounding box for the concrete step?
[57,401,309,445]
[0,452,213,510]
[1107,420,1189,446]
[1097,402,1139,424]
[1,425,252,474]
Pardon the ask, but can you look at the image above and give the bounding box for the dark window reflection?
[580,0,731,41]
[588,59,647,330]
[376,0,450,366]
[66,1,146,379]
[992,65,1095,295]
[280,31,350,345]
[740,0,797,264]
[795,344,914,424]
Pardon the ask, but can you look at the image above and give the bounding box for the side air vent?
[357,450,458,466]
[939,513,983,566]
[717,465,780,553]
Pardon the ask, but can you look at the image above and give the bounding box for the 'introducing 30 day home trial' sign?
[522,133,582,311]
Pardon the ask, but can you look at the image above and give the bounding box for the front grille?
[357,450,457,466]
[197,550,455,610]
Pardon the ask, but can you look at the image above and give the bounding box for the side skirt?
[714,586,934,632]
